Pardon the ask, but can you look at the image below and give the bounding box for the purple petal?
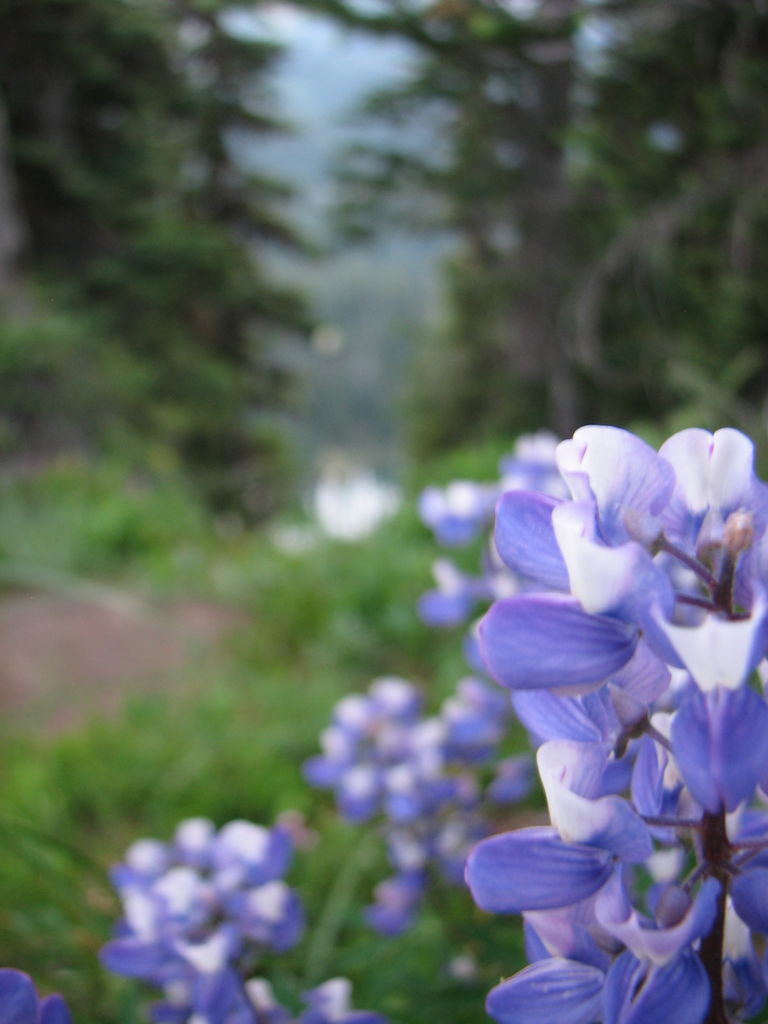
[418,483,493,546]
[303,756,346,788]
[39,998,72,1024]
[731,868,768,934]
[100,938,180,982]
[479,595,637,692]
[466,827,614,913]
[494,491,569,589]
[0,971,37,1024]
[193,968,255,1024]
[523,920,550,963]
[603,951,709,1024]
[525,895,611,970]
[512,691,606,744]
[610,640,671,705]
[596,871,719,966]
[417,589,475,627]
[488,755,534,804]
[486,958,604,1024]
[630,735,666,817]
[671,685,768,813]
[585,796,653,862]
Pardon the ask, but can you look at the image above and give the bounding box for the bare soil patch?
[0,591,244,731]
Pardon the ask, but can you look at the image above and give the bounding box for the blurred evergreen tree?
[0,0,306,515]
[571,0,768,442]
[308,0,584,448]
[312,0,768,452]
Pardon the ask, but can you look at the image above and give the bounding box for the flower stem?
[699,811,731,1024]
[640,814,702,829]
[642,721,673,752]
[657,538,718,592]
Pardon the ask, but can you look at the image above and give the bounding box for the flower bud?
[609,684,646,729]
[654,884,691,928]
[723,509,754,557]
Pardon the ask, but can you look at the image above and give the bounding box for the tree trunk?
[0,91,28,314]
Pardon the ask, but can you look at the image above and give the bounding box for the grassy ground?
[0,443,530,1024]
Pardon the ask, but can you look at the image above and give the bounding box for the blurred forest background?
[3,2,768,1022]
[4,0,768,525]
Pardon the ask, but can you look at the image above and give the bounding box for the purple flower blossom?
[305,675,529,935]
[481,426,768,696]
[466,425,768,1024]
[243,978,386,1024]
[0,971,70,1024]
[417,433,566,641]
[102,818,304,1023]
[418,481,498,548]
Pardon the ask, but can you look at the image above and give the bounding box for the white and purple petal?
[660,428,755,529]
[596,870,719,966]
[723,895,767,1015]
[525,893,612,970]
[558,427,675,543]
[537,742,651,861]
[655,607,767,693]
[553,503,672,618]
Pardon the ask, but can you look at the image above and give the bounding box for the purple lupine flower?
[467,424,768,1024]
[238,978,387,1024]
[418,481,498,547]
[418,558,490,628]
[298,978,388,1024]
[363,872,425,936]
[487,756,534,805]
[0,970,71,1024]
[102,817,304,1023]
[305,674,529,936]
[417,433,566,642]
[175,974,388,1024]
[498,432,565,500]
[480,426,768,695]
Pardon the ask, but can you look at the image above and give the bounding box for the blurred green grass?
[0,444,528,1024]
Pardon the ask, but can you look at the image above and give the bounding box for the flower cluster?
[247,976,387,1024]
[0,970,70,1024]
[140,973,387,1024]
[102,817,305,1022]
[466,426,768,1024]
[417,432,564,632]
[304,675,530,935]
